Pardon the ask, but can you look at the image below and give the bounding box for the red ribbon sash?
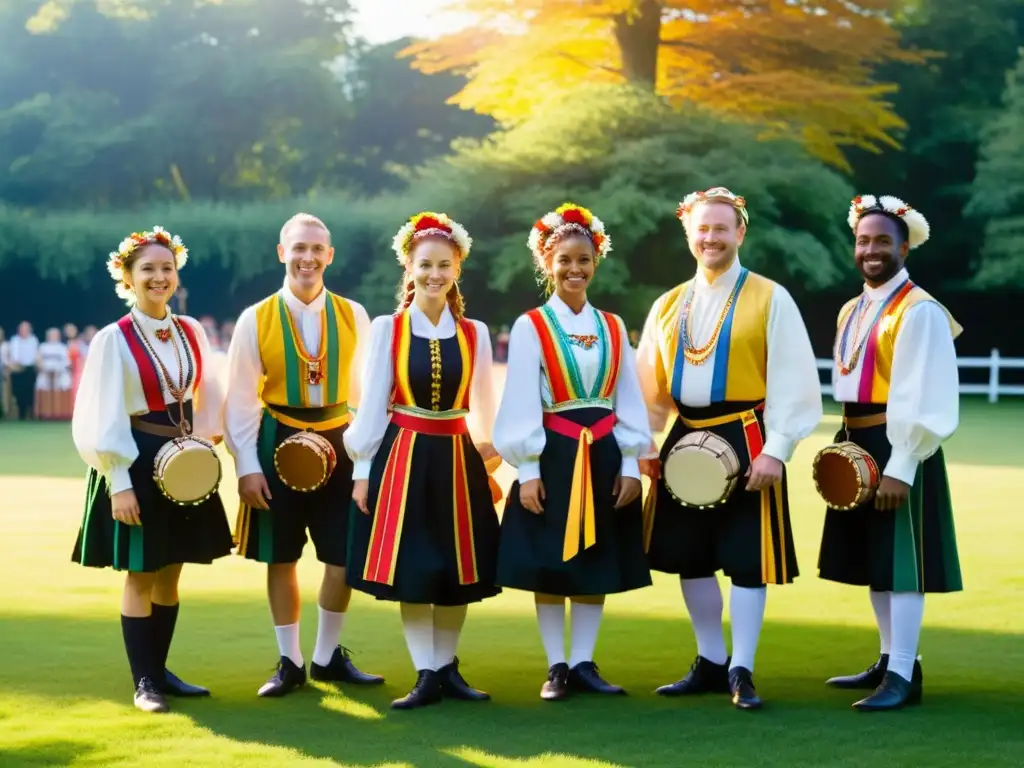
[362,410,479,586]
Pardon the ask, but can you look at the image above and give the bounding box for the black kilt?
[645,400,799,588]
[346,423,501,605]
[496,407,652,596]
[817,403,963,593]
[71,407,233,573]
[235,406,353,566]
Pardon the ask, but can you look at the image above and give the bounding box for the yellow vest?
[254,291,356,408]
[837,284,961,403]
[656,268,775,403]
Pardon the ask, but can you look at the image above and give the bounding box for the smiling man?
[636,187,821,710]
[224,213,384,698]
[818,195,963,711]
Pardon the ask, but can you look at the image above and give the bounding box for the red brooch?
[155,328,172,343]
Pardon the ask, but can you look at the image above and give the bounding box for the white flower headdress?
[393,212,472,262]
[528,202,612,268]
[107,226,188,304]
[848,195,930,249]
[676,186,749,231]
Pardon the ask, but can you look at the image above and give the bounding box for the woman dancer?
[344,212,501,710]
[494,203,652,700]
[71,227,233,713]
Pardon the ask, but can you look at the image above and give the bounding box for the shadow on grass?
[0,598,1022,767]
[0,741,96,768]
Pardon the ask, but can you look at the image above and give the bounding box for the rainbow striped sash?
[526,305,622,410]
[837,279,914,401]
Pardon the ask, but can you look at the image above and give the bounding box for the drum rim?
[812,443,880,511]
[273,439,333,493]
[154,445,222,506]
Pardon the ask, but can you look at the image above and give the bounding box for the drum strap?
[265,404,350,431]
[842,411,887,430]
[364,410,479,587]
[542,411,617,562]
[129,417,182,438]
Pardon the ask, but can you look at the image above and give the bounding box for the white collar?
[281,279,326,314]
[863,267,910,301]
[409,300,455,333]
[546,293,592,319]
[694,255,742,290]
[130,306,172,331]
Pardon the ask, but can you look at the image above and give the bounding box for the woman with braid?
[344,212,502,710]
[71,227,233,713]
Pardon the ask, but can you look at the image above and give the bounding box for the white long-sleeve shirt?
[492,295,652,484]
[223,280,370,479]
[636,257,822,463]
[342,302,496,481]
[832,268,960,486]
[71,309,224,495]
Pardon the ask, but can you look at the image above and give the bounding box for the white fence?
[817,349,1024,402]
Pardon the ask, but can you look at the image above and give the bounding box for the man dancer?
[818,194,962,711]
[225,213,384,696]
[636,187,822,709]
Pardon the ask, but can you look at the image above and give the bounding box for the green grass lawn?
[1,397,1022,767]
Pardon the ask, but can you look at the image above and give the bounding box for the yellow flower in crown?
[392,211,472,262]
[106,226,189,304]
[528,202,612,262]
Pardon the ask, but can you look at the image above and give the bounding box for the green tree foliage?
[966,47,1024,286]
[848,0,1024,287]
[0,1,492,207]
[1,86,856,328]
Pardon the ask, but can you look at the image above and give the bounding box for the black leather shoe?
[728,666,762,710]
[568,661,626,695]
[134,676,169,713]
[391,670,443,710]
[657,655,731,696]
[437,657,490,701]
[310,646,385,685]
[825,654,888,689]
[852,666,922,711]
[257,657,307,697]
[541,662,569,701]
[163,669,210,697]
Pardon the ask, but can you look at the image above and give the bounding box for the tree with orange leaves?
[402,0,927,171]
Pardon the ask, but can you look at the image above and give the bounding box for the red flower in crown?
[560,207,588,226]
[414,215,447,233]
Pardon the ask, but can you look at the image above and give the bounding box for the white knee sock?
[568,601,604,668]
[535,601,566,667]
[433,604,468,669]
[889,592,924,680]
[869,590,892,656]
[400,603,435,672]
[274,622,303,667]
[728,585,767,673]
[680,577,728,665]
[312,606,346,667]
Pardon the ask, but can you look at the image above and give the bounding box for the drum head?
[162,447,220,504]
[815,452,859,509]
[665,448,732,507]
[276,442,326,490]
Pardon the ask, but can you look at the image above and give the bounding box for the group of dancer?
[69,187,963,718]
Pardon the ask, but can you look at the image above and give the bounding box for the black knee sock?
[151,603,179,675]
[121,615,157,687]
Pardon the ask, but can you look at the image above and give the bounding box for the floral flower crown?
[528,203,611,266]
[676,186,749,229]
[106,227,188,304]
[393,212,472,262]
[848,194,930,250]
